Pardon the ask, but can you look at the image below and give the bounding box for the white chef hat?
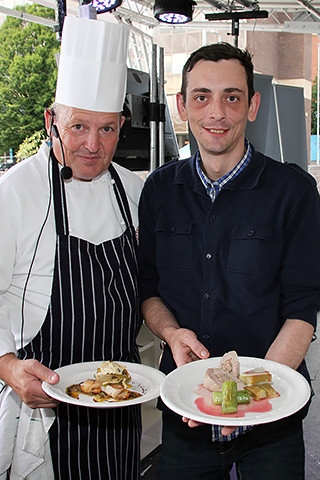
[55,16,129,113]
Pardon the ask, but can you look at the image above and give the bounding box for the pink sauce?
[194,384,276,418]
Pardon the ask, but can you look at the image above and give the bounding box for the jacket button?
[248,229,255,237]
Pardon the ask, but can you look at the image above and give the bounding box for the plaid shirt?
[196,140,253,442]
[196,139,252,203]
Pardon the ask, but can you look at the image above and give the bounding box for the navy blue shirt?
[138,147,320,381]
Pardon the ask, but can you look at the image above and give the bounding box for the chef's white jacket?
[0,143,144,479]
[0,142,144,357]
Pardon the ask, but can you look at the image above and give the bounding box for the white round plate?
[160,357,311,425]
[42,361,166,408]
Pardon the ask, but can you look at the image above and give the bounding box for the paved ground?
[304,332,320,479]
[142,329,320,479]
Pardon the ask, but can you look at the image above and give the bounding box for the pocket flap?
[231,225,272,241]
[155,222,193,235]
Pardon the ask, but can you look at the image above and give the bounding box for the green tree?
[0,4,60,155]
[16,129,47,161]
[311,76,317,135]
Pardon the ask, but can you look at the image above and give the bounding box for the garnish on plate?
[201,352,279,415]
[66,360,142,403]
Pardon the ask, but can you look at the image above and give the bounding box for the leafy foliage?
[16,129,46,161]
[0,4,60,155]
[311,76,317,135]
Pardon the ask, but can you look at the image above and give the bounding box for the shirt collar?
[196,139,252,201]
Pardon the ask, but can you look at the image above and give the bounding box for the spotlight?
[154,0,197,24]
[90,0,122,14]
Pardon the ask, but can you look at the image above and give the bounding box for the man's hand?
[221,426,237,436]
[0,353,60,409]
[142,298,210,367]
[168,328,210,367]
[182,417,237,436]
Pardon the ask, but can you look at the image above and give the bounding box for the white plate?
[42,361,166,408]
[160,357,311,425]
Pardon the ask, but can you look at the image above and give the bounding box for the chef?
[0,15,143,480]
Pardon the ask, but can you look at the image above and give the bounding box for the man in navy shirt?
[138,42,320,479]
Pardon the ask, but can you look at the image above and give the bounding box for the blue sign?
[310,135,320,162]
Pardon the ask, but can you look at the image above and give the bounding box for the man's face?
[45,106,124,181]
[176,59,260,168]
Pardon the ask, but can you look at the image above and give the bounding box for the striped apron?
[18,156,142,480]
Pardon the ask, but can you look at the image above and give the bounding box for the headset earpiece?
[47,109,73,180]
[51,124,59,138]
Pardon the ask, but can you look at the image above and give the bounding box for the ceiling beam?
[283,19,320,32]
[0,6,57,28]
[296,0,320,20]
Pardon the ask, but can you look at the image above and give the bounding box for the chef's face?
[45,105,124,181]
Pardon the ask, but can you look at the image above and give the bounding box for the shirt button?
[202,334,210,340]
[209,214,216,221]
[248,229,255,237]
[206,253,212,260]
[170,226,176,233]
[203,293,210,299]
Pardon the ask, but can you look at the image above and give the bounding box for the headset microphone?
[60,165,73,180]
[51,123,73,180]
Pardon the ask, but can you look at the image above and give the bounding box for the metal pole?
[231,18,239,47]
[273,84,284,163]
[149,43,158,172]
[158,46,165,166]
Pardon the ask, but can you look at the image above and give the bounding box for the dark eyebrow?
[190,87,212,94]
[190,86,245,95]
[224,87,244,94]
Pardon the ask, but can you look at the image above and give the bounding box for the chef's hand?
[168,328,210,368]
[0,352,60,409]
[182,417,237,435]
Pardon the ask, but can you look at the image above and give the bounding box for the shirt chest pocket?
[155,222,193,268]
[227,225,273,275]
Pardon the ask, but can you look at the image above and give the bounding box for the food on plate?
[221,380,238,414]
[66,360,142,403]
[212,389,250,405]
[203,367,245,391]
[258,383,278,398]
[219,350,240,376]
[80,379,103,394]
[95,360,131,387]
[239,368,272,385]
[203,350,245,392]
[244,383,278,401]
[202,351,279,414]
[243,384,267,401]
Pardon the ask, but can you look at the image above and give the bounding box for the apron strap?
[51,152,69,236]
[108,163,135,231]
[51,155,135,239]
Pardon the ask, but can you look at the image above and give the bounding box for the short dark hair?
[180,42,255,105]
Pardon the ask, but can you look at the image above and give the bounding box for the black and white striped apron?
[19,156,142,480]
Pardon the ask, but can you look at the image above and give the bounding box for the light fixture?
[154,0,197,24]
[205,10,269,46]
[89,0,122,14]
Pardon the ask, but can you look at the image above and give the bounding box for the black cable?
[20,146,53,351]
